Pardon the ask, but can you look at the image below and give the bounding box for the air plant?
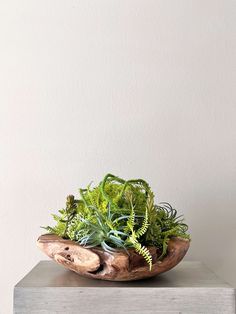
[43,173,190,270]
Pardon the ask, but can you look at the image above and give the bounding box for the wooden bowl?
[37,234,190,281]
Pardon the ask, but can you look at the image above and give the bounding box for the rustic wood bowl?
[37,234,190,281]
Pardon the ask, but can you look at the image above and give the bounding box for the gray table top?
[15,261,231,289]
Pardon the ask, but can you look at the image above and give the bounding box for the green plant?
[43,173,190,270]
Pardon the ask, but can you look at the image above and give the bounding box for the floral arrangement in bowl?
[38,173,190,281]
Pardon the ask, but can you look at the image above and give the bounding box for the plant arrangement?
[43,173,190,271]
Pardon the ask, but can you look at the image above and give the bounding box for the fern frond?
[158,235,169,260]
[51,214,63,222]
[127,234,152,270]
[133,242,152,270]
[162,226,179,236]
[124,201,135,233]
[42,221,67,237]
[41,226,55,233]
[136,209,149,238]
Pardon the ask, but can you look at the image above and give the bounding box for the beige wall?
[0,1,236,312]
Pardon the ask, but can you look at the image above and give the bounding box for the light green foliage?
[43,173,190,270]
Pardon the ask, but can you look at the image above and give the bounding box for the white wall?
[0,0,236,312]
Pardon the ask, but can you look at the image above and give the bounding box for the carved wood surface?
[37,234,190,281]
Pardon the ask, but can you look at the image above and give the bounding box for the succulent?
[43,173,190,270]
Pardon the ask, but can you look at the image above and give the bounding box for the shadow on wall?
[184,182,236,287]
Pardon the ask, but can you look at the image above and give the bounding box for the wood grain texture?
[37,234,190,281]
[14,287,235,314]
[14,261,236,314]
